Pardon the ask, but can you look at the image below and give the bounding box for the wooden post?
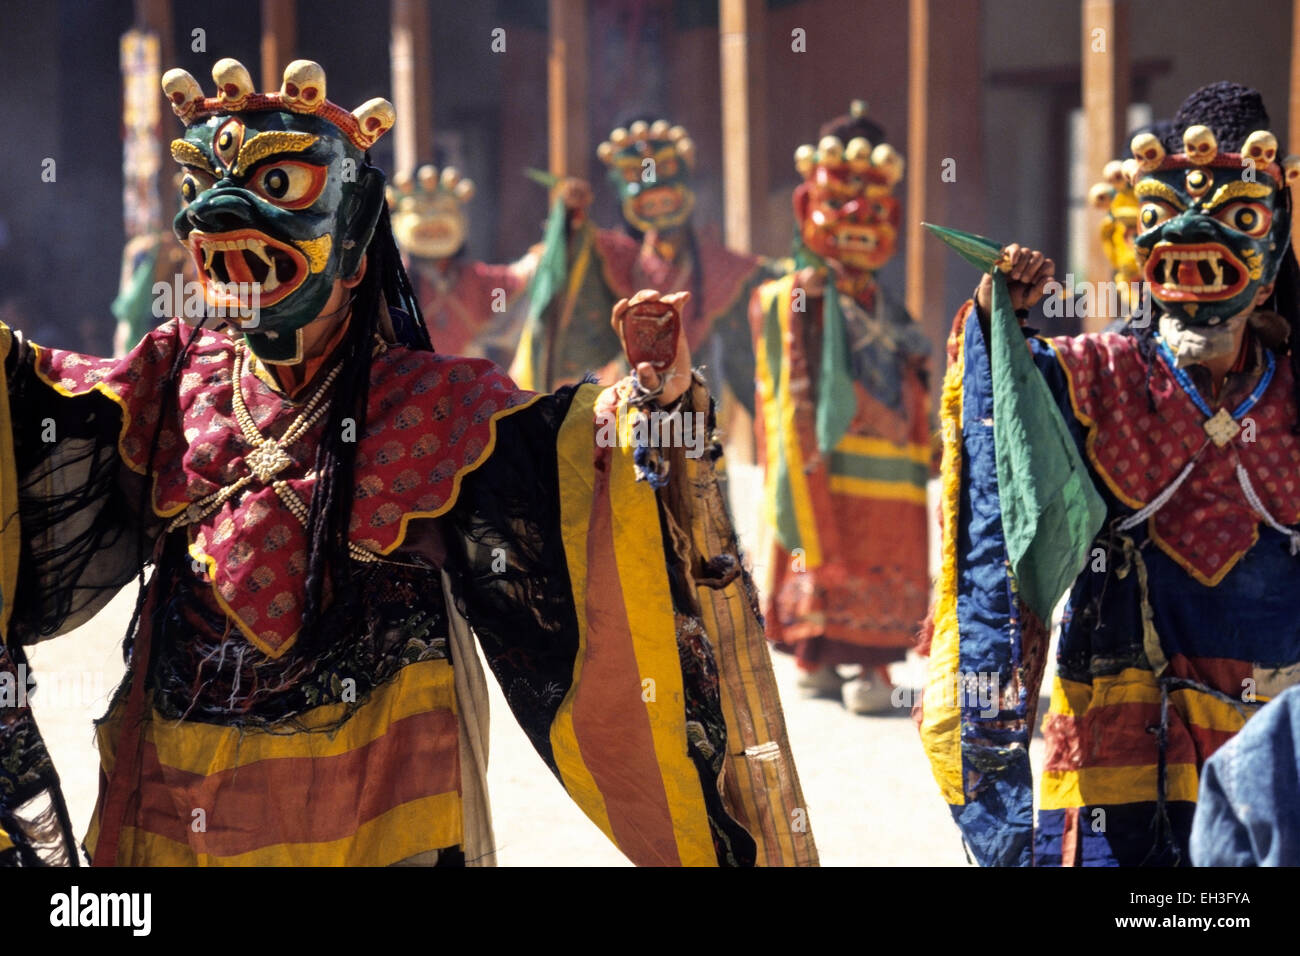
[391,0,434,178]
[134,0,172,61]
[548,0,589,180]
[127,0,174,235]
[1081,0,1130,331]
[719,0,767,255]
[260,0,296,91]
[906,0,984,396]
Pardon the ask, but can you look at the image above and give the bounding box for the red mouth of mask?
[633,185,686,222]
[189,228,310,310]
[1143,241,1248,302]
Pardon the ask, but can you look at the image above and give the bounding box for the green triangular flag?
[788,241,856,454]
[929,221,1106,621]
[922,222,1007,274]
[525,196,568,323]
[525,167,559,190]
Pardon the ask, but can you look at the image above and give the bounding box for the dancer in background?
[388,164,538,368]
[515,119,772,436]
[751,102,932,715]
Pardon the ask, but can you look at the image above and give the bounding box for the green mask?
[162,58,394,362]
[596,120,697,234]
[1131,125,1293,327]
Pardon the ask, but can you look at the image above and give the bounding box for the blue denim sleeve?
[1191,684,1300,866]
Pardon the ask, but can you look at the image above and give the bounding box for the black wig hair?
[819,107,886,146]
[296,197,425,651]
[1169,81,1272,153]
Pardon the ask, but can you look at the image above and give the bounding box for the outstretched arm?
[446,291,817,867]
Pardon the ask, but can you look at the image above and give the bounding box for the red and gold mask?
[792,110,904,274]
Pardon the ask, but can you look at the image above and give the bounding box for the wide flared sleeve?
[0,322,167,865]
[917,299,1105,866]
[442,379,818,866]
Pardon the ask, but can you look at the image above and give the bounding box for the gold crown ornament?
[162,58,395,151]
[597,119,696,179]
[793,100,904,197]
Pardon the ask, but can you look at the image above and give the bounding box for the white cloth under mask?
[1158,313,1249,369]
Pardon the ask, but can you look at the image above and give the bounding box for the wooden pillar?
[126,0,174,235]
[719,0,768,255]
[1081,0,1130,331]
[548,0,589,180]
[391,0,434,178]
[134,0,173,62]
[260,0,296,90]
[906,0,984,397]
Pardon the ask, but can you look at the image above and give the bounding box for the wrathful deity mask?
[1130,124,1300,326]
[792,101,905,275]
[388,165,475,260]
[597,120,696,234]
[163,58,395,362]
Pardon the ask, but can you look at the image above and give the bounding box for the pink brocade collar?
[34,321,537,657]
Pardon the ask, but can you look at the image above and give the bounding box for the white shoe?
[841,674,896,715]
[795,665,845,699]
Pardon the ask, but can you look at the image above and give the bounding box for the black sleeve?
[6,334,149,645]
[439,388,582,770]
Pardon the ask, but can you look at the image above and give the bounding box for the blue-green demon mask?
[596,120,696,234]
[1131,123,1298,327]
[162,58,395,362]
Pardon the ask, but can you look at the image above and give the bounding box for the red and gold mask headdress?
[794,100,904,274]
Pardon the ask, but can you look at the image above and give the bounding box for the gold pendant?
[245,441,294,482]
[1203,407,1241,447]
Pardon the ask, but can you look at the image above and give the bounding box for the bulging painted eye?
[251,161,325,208]
[179,169,216,203]
[1214,201,1272,237]
[1139,201,1175,231]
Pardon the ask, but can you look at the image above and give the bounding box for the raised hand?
[974,243,1056,317]
[611,289,693,406]
[556,177,594,223]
